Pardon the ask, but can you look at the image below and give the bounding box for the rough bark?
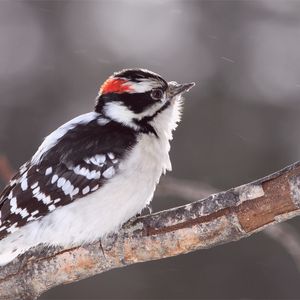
[1,161,300,299]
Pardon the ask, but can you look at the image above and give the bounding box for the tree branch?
[1,161,300,299]
[159,175,300,275]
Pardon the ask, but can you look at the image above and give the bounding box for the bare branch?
[159,175,300,275]
[1,161,300,299]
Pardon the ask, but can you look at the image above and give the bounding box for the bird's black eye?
[151,89,164,100]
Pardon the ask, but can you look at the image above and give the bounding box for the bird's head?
[95,68,194,135]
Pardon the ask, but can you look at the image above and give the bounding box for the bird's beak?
[167,81,195,98]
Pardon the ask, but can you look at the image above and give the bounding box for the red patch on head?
[99,78,133,95]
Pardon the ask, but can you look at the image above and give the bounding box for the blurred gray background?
[1,0,300,299]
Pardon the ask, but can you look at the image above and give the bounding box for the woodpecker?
[0,68,194,265]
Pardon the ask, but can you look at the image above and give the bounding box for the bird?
[0,68,194,266]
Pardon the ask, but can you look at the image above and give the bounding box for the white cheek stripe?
[103,102,139,130]
[103,100,166,128]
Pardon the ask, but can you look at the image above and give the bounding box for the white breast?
[38,131,171,246]
[0,99,182,265]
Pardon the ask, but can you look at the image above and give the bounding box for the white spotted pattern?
[19,208,29,219]
[31,182,38,189]
[6,223,18,234]
[33,192,52,205]
[57,178,66,188]
[95,154,106,165]
[33,187,40,195]
[102,166,115,179]
[45,167,53,176]
[82,186,90,195]
[86,154,106,166]
[91,184,99,192]
[27,210,40,222]
[71,188,79,197]
[48,204,56,212]
[62,180,73,196]
[51,175,58,184]
[19,164,28,175]
[21,178,28,191]
[10,198,17,214]
[73,166,101,180]
[107,152,115,160]
[31,210,39,216]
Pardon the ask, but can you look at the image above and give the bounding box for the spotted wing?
[0,152,119,240]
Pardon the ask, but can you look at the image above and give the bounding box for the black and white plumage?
[0,68,194,265]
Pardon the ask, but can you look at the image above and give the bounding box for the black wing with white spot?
[0,115,137,240]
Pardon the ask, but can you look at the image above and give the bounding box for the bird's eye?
[151,89,164,100]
